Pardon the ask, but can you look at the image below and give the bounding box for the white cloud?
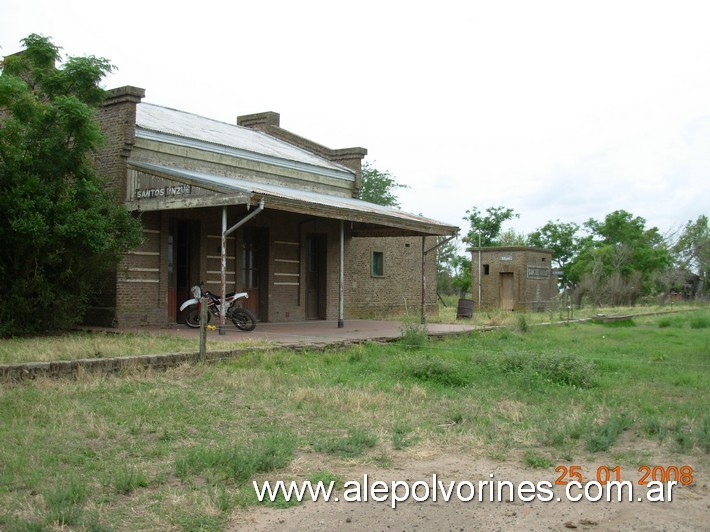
[2,0,709,237]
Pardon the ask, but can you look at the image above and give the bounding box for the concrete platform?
[2,320,481,381]
[94,319,479,347]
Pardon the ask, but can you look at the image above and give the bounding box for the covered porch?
[122,161,458,328]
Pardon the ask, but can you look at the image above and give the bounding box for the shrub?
[536,354,596,388]
[523,451,554,469]
[501,352,596,388]
[406,356,470,387]
[514,313,529,333]
[585,412,633,452]
[44,480,87,527]
[109,466,148,494]
[657,317,672,328]
[690,315,710,329]
[399,317,429,350]
[312,428,377,458]
[174,432,295,483]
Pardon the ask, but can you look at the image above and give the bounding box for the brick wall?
[85,86,145,325]
[472,247,557,311]
[346,236,439,318]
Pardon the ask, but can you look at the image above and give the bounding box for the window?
[372,251,384,277]
[483,264,490,275]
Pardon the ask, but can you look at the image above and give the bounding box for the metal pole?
[421,236,426,324]
[219,207,227,336]
[338,220,344,328]
[477,231,482,314]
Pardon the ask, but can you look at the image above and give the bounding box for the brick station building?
[470,246,558,312]
[90,86,458,327]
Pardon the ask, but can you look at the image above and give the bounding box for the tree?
[439,205,519,299]
[462,206,519,247]
[436,236,459,295]
[0,34,142,336]
[497,228,527,246]
[527,220,581,284]
[567,210,671,305]
[671,214,709,296]
[357,161,410,208]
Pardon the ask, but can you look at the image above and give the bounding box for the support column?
[219,207,227,335]
[421,236,426,324]
[338,220,344,328]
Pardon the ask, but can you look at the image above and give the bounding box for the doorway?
[306,234,327,320]
[242,227,268,319]
[169,219,201,322]
[499,272,515,311]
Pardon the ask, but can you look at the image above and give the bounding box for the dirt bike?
[179,283,257,331]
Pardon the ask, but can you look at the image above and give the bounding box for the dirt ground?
[229,450,708,531]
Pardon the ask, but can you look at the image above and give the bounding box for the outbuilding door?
[499,272,515,311]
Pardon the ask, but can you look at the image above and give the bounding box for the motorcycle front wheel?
[185,306,211,328]
[230,308,257,331]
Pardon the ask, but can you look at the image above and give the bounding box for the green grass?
[0,330,265,364]
[0,309,708,529]
[312,428,378,458]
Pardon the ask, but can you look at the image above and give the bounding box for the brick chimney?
[95,86,145,195]
[237,112,367,196]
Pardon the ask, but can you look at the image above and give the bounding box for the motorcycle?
[179,283,257,331]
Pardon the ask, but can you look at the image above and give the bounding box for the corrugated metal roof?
[135,103,353,177]
[128,161,458,236]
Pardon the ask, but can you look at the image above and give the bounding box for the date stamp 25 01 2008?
[555,465,694,486]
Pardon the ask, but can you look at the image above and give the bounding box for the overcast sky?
[3,0,709,241]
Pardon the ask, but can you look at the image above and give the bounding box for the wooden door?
[170,219,200,322]
[499,272,515,311]
[242,228,267,318]
[306,234,326,320]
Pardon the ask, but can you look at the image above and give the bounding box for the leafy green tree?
[497,228,527,246]
[527,220,581,284]
[672,214,709,296]
[439,205,518,299]
[357,161,410,208]
[567,210,671,305]
[462,206,519,247]
[450,254,472,297]
[0,34,142,336]
[436,236,459,295]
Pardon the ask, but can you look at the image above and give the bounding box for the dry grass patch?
[1,311,708,529]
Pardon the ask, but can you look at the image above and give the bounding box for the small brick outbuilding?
[470,246,558,312]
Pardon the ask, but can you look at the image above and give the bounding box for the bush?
[174,432,295,483]
[501,352,596,388]
[514,313,529,333]
[406,356,470,387]
[657,317,672,328]
[585,412,633,452]
[399,317,429,350]
[0,34,143,336]
[690,315,710,329]
[312,428,377,458]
